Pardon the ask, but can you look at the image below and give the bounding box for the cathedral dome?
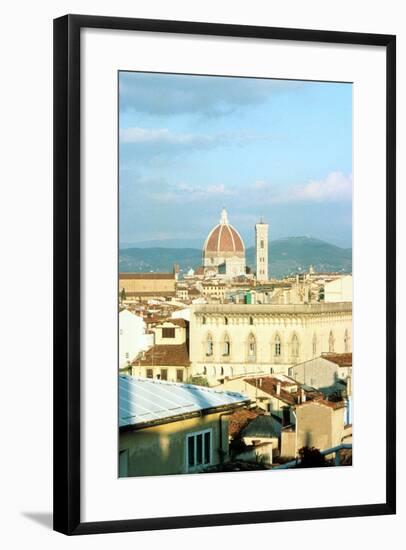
[203,209,245,257]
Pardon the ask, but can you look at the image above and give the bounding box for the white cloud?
[287,172,352,202]
[120,127,274,152]
[250,172,352,204]
[120,127,212,146]
[148,181,236,203]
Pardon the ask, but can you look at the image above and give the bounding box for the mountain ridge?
[119,236,352,280]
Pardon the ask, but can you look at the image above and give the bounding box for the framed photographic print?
[53,14,396,535]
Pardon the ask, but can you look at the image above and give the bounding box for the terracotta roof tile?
[205,224,244,253]
[296,398,346,410]
[321,352,352,367]
[229,408,259,438]
[119,272,175,280]
[244,376,323,406]
[131,344,190,367]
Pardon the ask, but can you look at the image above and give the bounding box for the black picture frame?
[53,14,396,536]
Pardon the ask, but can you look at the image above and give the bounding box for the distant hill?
[119,236,352,280]
[120,238,204,249]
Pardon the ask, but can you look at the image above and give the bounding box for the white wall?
[0,1,403,549]
[119,309,152,367]
[324,275,353,303]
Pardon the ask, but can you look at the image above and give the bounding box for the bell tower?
[255,220,269,282]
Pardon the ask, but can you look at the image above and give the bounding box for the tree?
[187,375,209,387]
[297,446,329,468]
[120,287,126,304]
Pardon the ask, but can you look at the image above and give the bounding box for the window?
[249,316,254,325]
[260,239,264,249]
[247,334,256,361]
[146,368,153,379]
[329,330,335,353]
[160,368,168,381]
[186,430,212,471]
[312,334,317,356]
[224,316,228,325]
[291,334,299,357]
[344,329,350,353]
[125,352,130,359]
[206,334,213,356]
[202,316,206,325]
[176,369,184,383]
[274,334,281,357]
[162,327,175,338]
[223,339,230,356]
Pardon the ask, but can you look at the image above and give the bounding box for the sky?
[119,72,352,249]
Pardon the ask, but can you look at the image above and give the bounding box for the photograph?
[118,71,353,477]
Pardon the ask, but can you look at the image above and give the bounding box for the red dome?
[204,210,245,255]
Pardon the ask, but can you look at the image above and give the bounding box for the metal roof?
[119,375,250,428]
[241,415,282,439]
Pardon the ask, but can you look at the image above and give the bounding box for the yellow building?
[119,376,250,477]
[119,272,176,300]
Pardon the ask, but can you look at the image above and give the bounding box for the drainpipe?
[292,410,298,458]
[218,411,234,464]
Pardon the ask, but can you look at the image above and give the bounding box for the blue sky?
[119,72,352,248]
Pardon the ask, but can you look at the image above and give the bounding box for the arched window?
[274,334,281,357]
[247,333,256,362]
[206,334,213,356]
[312,333,317,356]
[203,366,207,375]
[220,366,224,376]
[329,330,335,353]
[291,333,299,357]
[344,329,350,353]
[223,334,230,356]
[249,316,254,325]
[224,316,228,325]
[202,316,206,325]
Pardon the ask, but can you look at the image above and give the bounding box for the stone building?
[202,209,246,278]
[223,374,323,423]
[289,352,352,394]
[324,274,353,302]
[119,271,176,301]
[280,399,348,458]
[189,302,352,383]
[255,220,269,282]
[130,319,190,382]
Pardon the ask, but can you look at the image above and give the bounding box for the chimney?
[276,381,281,396]
[300,388,306,403]
[259,378,262,387]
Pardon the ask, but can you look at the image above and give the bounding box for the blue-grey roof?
[119,375,250,428]
[241,415,282,439]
